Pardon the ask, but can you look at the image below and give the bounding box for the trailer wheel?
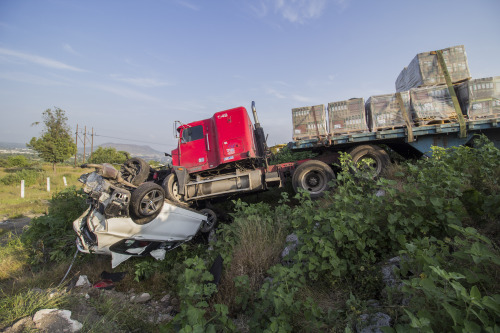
[130,182,165,224]
[163,173,187,205]
[121,158,151,186]
[292,160,335,199]
[199,208,217,233]
[347,144,390,178]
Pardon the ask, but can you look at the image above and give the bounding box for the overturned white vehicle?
[73,161,216,268]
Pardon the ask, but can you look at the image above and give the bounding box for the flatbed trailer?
[283,117,500,198]
[291,117,500,157]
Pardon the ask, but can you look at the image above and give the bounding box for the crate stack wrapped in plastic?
[457,76,500,120]
[396,45,470,92]
[292,105,327,140]
[365,92,410,131]
[327,98,368,135]
[410,85,457,125]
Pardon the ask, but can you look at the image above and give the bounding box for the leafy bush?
[391,225,500,332]
[166,256,235,332]
[269,146,317,165]
[0,168,45,186]
[0,155,32,168]
[22,186,87,263]
[88,147,130,164]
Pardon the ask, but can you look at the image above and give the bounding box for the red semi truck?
[159,102,337,205]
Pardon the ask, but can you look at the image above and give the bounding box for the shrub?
[0,169,44,186]
[22,186,87,263]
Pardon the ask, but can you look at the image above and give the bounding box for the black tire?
[292,160,335,199]
[130,182,165,224]
[347,144,391,178]
[199,208,217,233]
[121,158,151,186]
[162,173,187,205]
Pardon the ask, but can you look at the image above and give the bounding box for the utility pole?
[74,124,78,167]
[83,126,87,164]
[90,127,94,161]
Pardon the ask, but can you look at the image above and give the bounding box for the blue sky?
[1,0,499,155]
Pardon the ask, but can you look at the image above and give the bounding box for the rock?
[75,275,91,288]
[131,292,151,303]
[381,257,402,288]
[356,312,391,333]
[33,308,83,332]
[3,316,35,333]
[160,294,171,303]
[281,233,299,260]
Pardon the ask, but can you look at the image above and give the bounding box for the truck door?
[179,124,208,172]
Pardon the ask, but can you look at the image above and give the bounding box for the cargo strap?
[311,105,321,139]
[434,50,467,138]
[396,92,414,142]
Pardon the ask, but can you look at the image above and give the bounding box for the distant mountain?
[78,142,166,161]
[0,142,29,149]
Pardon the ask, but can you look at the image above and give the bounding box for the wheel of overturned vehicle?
[130,182,165,224]
[199,208,217,233]
[347,144,390,179]
[162,173,188,206]
[121,157,151,186]
[292,160,335,199]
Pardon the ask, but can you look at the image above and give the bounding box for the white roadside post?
[21,180,25,198]
[63,176,67,187]
[47,177,50,192]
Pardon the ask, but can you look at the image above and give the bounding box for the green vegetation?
[0,136,498,331]
[28,108,77,173]
[269,146,317,165]
[88,146,130,164]
[0,162,89,218]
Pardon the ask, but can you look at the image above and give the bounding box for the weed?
[0,288,67,329]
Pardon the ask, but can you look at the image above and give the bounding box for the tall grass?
[214,201,288,312]
[0,288,66,329]
[0,164,91,218]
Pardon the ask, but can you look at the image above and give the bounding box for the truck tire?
[162,173,187,205]
[121,158,151,186]
[347,144,390,178]
[292,160,335,199]
[130,182,165,224]
[199,208,217,233]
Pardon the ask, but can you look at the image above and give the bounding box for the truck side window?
[181,125,204,143]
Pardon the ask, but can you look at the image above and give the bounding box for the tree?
[88,147,130,164]
[28,108,77,173]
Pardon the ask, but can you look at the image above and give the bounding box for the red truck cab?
[171,106,258,174]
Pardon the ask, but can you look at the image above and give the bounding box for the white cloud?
[175,0,200,11]
[254,0,349,24]
[110,74,172,88]
[0,72,66,86]
[62,43,80,56]
[94,84,160,102]
[266,88,286,99]
[291,94,312,103]
[0,48,85,72]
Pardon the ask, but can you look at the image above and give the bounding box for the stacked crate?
[396,45,470,92]
[327,98,368,135]
[457,76,500,120]
[365,92,410,131]
[292,105,327,140]
[410,85,457,125]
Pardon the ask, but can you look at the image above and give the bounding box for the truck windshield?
[181,125,204,143]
